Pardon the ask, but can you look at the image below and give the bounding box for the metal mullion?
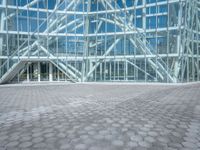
[156,0,158,82]
[118,60,119,80]
[196,5,199,81]
[6,1,9,70]
[75,1,77,80]
[56,1,59,81]
[108,1,111,82]
[104,2,108,81]
[124,0,126,81]
[167,0,170,82]
[65,0,68,82]
[134,0,137,81]
[46,0,49,59]
[16,0,20,82]
[192,29,195,82]
[82,0,85,82]
[95,1,98,82]
[192,1,196,82]
[114,1,117,81]
[27,0,30,59]
[37,0,39,57]
[186,1,189,82]
[16,1,19,62]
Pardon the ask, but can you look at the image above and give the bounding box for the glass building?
[0,0,199,83]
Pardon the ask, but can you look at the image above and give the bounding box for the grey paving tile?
[0,83,199,150]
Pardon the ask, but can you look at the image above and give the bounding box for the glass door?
[40,62,49,81]
[29,63,38,81]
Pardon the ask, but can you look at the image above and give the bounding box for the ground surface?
[0,83,200,150]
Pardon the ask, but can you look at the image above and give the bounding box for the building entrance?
[29,62,38,81]
[40,62,49,81]
[13,62,69,83]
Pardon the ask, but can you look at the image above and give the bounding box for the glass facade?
[0,0,199,83]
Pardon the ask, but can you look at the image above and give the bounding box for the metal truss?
[0,0,200,84]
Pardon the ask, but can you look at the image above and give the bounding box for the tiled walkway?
[0,83,200,150]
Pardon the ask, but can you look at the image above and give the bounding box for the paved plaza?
[0,83,200,150]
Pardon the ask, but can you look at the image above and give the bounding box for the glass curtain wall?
[0,0,199,83]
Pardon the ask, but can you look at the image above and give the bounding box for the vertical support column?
[57,68,60,82]
[100,63,102,81]
[49,62,53,82]
[142,0,147,82]
[125,60,128,81]
[109,62,111,81]
[82,0,91,82]
[136,68,138,81]
[81,60,85,82]
[117,61,119,81]
[133,0,137,82]
[174,0,183,83]
[38,62,40,82]
[89,60,93,81]
[27,63,30,82]
[17,71,19,83]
